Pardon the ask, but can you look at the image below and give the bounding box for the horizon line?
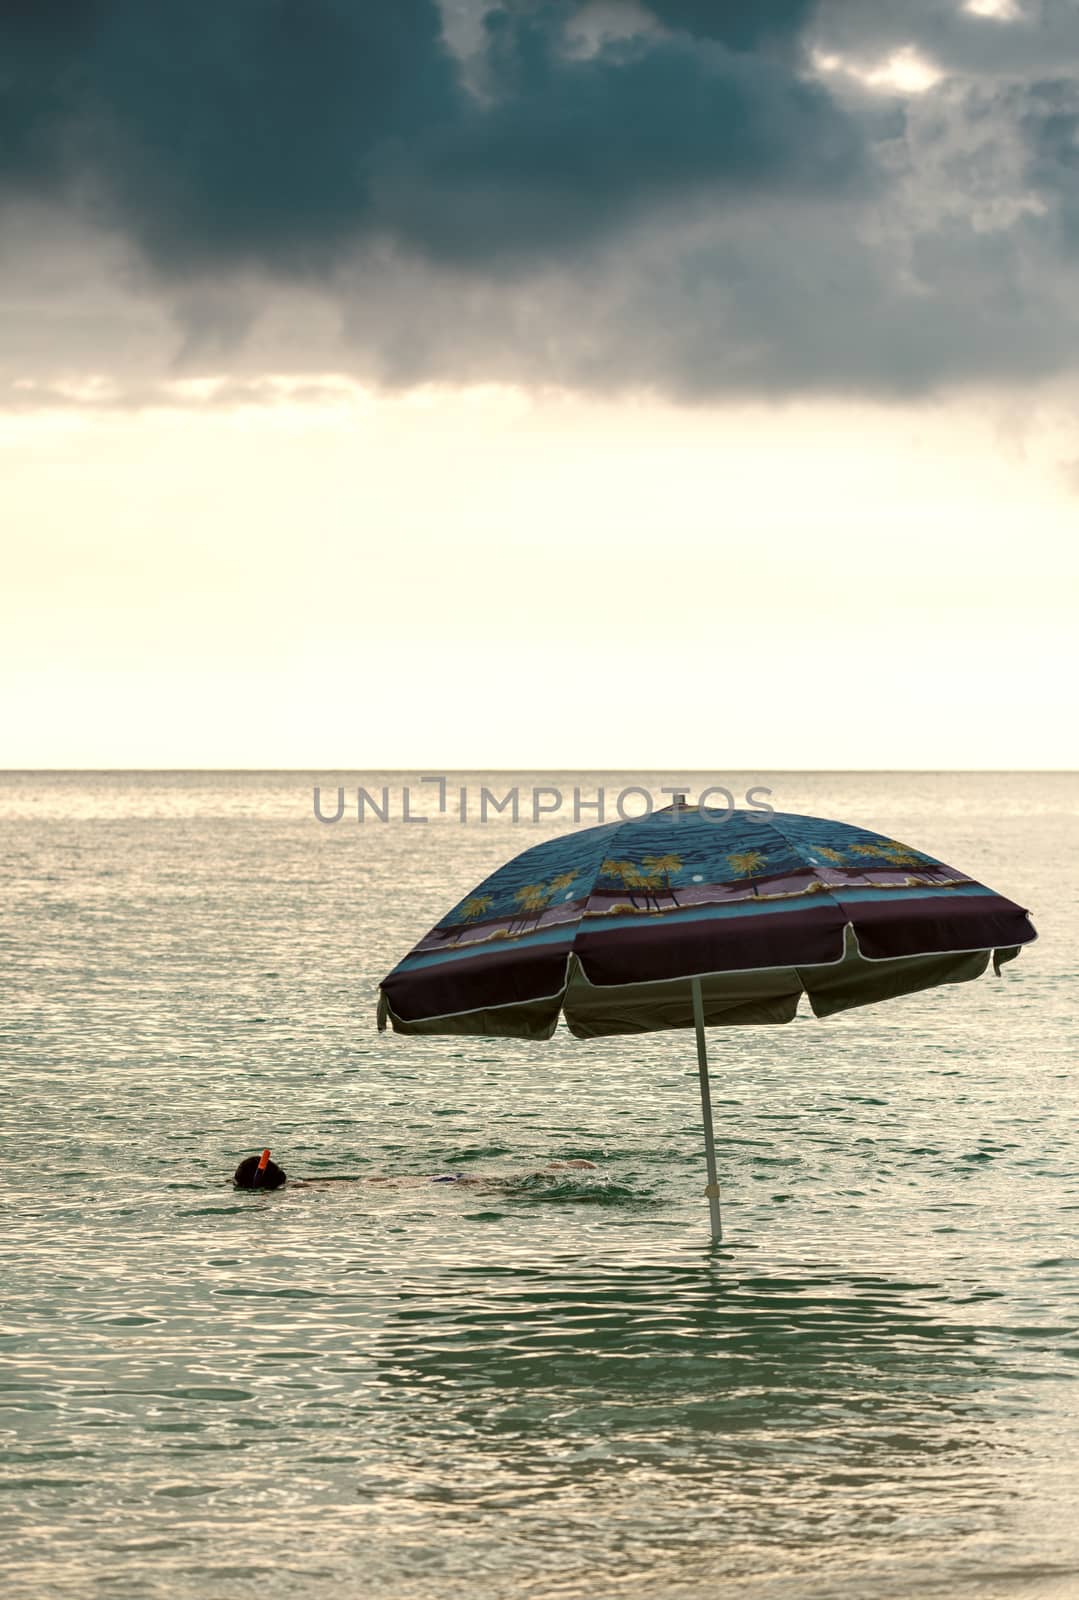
[2,767,1076,777]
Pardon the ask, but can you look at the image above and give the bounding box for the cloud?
[810,0,1077,79]
[643,0,817,55]
[3,0,1079,403]
[0,0,865,273]
[2,0,462,273]
[376,11,866,267]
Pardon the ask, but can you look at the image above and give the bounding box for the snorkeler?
[232,1148,287,1189]
[231,1149,596,1190]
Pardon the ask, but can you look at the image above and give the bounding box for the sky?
[2,0,1078,769]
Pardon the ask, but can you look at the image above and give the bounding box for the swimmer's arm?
[285,1176,367,1188]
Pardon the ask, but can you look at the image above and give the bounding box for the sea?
[2,770,1076,1600]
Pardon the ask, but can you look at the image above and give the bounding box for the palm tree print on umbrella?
[812,845,847,865]
[510,882,551,932]
[642,853,683,906]
[850,838,937,873]
[626,866,665,912]
[600,859,636,905]
[727,849,768,898]
[600,859,663,912]
[508,871,581,933]
[850,838,915,862]
[879,842,929,867]
[451,893,494,942]
[812,838,927,870]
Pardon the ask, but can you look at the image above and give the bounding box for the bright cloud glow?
[964,0,1023,20]
[813,47,945,96]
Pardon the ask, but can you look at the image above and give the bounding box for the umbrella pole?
[691,977,723,1241]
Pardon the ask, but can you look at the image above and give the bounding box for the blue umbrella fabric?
[378,804,1036,1039]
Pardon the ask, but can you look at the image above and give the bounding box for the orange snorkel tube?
[254,1148,271,1187]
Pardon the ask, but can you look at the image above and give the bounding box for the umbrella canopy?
[378,804,1035,1037]
[377,803,1037,1237]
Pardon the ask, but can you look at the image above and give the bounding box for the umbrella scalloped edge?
[378,924,1034,1039]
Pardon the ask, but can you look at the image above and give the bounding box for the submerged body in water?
[232,1151,598,1191]
[364,1160,599,1190]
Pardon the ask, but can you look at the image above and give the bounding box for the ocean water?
[2,770,1077,1600]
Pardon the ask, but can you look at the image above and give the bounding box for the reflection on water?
[3,1195,1077,1600]
[369,1260,1014,1597]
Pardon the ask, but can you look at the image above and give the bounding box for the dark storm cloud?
[377,9,864,264]
[3,0,1079,401]
[2,0,461,271]
[0,0,866,275]
[1019,76,1079,243]
[643,0,817,55]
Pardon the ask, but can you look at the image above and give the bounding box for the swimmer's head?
[233,1151,287,1190]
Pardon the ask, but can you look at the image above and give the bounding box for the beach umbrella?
[377,800,1036,1239]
